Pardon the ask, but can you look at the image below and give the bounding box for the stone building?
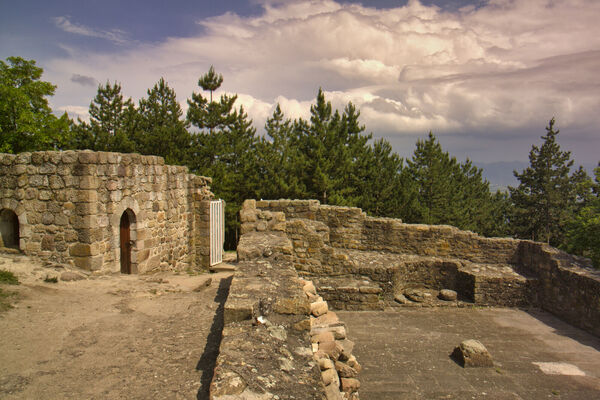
[0,150,221,273]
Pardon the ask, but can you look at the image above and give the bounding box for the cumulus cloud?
[53,16,129,45]
[45,0,600,162]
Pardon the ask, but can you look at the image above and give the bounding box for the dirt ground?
[0,252,233,400]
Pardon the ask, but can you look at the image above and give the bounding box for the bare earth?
[0,253,232,400]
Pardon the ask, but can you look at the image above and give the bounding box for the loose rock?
[439,289,457,301]
[452,339,494,368]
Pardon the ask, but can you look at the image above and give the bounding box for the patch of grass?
[44,276,58,283]
[0,287,18,312]
[551,389,560,396]
[0,269,19,285]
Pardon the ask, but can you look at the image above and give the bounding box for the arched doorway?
[0,209,19,249]
[120,209,136,274]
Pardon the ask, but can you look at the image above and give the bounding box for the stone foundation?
[0,151,216,273]
[212,258,361,399]
[238,199,600,337]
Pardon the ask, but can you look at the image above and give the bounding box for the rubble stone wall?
[213,257,361,400]
[517,241,600,336]
[241,199,600,337]
[252,200,520,264]
[0,150,214,273]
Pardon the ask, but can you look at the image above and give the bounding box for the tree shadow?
[196,275,232,400]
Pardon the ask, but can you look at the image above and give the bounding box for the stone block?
[319,357,335,371]
[340,378,360,393]
[439,289,458,301]
[69,243,101,257]
[319,340,343,361]
[79,176,98,190]
[452,339,494,368]
[73,255,103,271]
[78,151,98,164]
[273,296,310,315]
[324,383,344,400]
[335,361,358,378]
[311,300,329,317]
[321,368,339,387]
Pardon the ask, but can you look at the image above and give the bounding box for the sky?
[1,0,599,170]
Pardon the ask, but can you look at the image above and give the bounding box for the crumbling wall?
[0,150,214,273]
[517,241,600,336]
[212,258,361,400]
[240,199,600,337]
[252,199,520,264]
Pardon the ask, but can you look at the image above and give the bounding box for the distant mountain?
[476,161,527,191]
[476,161,598,192]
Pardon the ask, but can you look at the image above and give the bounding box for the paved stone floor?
[338,308,600,400]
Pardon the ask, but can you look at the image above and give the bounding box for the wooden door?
[120,212,131,274]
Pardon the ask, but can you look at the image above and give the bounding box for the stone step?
[210,263,237,273]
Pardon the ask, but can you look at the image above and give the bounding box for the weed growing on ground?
[0,270,19,311]
[44,276,58,283]
[0,269,19,285]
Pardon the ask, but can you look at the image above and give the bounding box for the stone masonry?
[238,199,600,338]
[0,150,216,273]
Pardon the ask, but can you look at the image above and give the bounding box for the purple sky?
[1,0,599,167]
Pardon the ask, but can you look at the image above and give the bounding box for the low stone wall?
[0,150,214,273]
[252,200,520,264]
[517,241,600,336]
[212,257,361,399]
[240,199,600,337]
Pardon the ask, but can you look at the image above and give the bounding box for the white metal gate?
[209,199,224,266]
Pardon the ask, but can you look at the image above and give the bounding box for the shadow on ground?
[525,308,600,352]
[196,276,232,400]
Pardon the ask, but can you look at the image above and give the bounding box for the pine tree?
[565,163,600,268]
[186,66,259,248]
[137,78,190,165]
[256,105,305,200]
[292,89,371,205]
[403,133,457,225]
[72,81,137,152]
[401,132,502,234]
[509,118,585,246]
[355,138,403,217]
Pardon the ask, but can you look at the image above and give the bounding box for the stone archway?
[120,208,136,274]
[0,209,20,249]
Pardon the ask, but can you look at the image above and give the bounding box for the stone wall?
[0,150,215,273]
[213,257,361,400]
[239,199,600,337]
[517,241,600,336]
[250,199,520,264]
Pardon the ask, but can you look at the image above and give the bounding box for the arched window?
[0,209,20,249]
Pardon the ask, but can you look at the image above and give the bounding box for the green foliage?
[197,66,223,101]
[187,67,260,248]
[136,78,190,165]
[565,164,600,268]
[0,270,19,285]
[509,118,590,246]
[401,133,505,235]
[291,89,372,205]
[0,56,71,153]
[72,81,137,153]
